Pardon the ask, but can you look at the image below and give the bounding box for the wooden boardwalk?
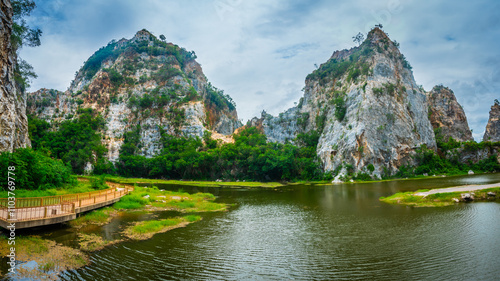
[0,182,133,229]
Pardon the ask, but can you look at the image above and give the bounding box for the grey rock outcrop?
[248,108,300,144]
[427,85,473,142]
[0,0,30,152]
[28,30,240,162]
[483,102,500,142]
[251,28,437,177]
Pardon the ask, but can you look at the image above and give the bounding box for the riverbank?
[0,180,229,279]
[0,236,88,280]
[101,176,284,188]
[69,185,228,229]
[380,183,500,207]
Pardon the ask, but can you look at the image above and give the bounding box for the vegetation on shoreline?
[0,235,88,279]
[28,109,114,175]
[77,233,121,252]
[380,187,500,207]
[393,137,500,179]
[69,184,226,229]
[0,175,109,197]
[123,215,201,240]
[69,207,117,228]
[117,127,327,182]
[104,175,284,188]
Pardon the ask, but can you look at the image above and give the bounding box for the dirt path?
[415,182,500,197]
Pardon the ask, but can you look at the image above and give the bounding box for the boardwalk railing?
[0,185,133,222]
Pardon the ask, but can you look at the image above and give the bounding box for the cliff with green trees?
[249,27,499,181]
[27,29,241,171]
[0,0,41,152]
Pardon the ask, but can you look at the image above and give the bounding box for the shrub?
[0,148,74,190]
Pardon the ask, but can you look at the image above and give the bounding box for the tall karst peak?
[28,30,241,165]
[483,101,500,142]
[427,84,473,142]
[253,27,436,178]
[133,28,154,39]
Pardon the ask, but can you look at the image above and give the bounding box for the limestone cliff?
[27,29,240,162]
[0,0,30,152]
[483,102,500,142]
[252,28,436,177]
[427,85,473,142]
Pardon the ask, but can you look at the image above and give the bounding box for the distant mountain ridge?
[249,27,483,178]
[27,29,241,164]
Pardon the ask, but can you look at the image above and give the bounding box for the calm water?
[18,174,500,280]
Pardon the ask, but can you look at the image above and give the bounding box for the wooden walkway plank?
[0,184,133,229]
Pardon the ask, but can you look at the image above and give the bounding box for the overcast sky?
[21,0,499,140]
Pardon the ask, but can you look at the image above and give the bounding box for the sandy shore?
[415,182,500,197]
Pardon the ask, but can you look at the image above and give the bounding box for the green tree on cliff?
[11,0,42,91]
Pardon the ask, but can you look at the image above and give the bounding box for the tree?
[375,23,383,29]
[495,99,499,106]
[159,34,166,42]
[11,0,42,91]
[352,32,364,46]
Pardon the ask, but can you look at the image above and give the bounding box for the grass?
[69,207,116,228]
[113,185,228,213]
[100,175,284,188]
[380,187,500,207]
[113,193,149,209]
[69,184,226,229]
[77,233,121,252]
[123,215,202,240]
[0,179,109,198]
[0,235,89,279]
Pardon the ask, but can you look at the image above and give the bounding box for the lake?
[17,174,500,280]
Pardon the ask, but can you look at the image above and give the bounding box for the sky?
[21,0,500,140]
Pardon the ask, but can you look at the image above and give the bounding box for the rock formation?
[251,28,437,177]
[426,85,473,142]
[483,102,500,142]
[28,29,240,162]
[0,0,30,152]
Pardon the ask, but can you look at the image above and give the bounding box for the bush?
[0,148,74,190]
[333,96,347,122]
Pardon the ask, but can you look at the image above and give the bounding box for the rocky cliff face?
[0,0,30,152]
[483,103,500,142]
[252,28,436,177]
[427,85,473,142]
[27,29,240,162]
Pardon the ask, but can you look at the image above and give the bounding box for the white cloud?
[20,0,500,140]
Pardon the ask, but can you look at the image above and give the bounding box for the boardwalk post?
[44,207,47,218]
[41,198,44,207]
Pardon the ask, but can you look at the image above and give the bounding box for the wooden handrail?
[0,184,134,209]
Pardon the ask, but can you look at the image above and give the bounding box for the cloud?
[20,0,500,141]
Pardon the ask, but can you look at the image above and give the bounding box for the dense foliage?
[0,148,73,190]
[307,44,373,85]
[28,109,113,174]
[205,83,236,111]
[394,139,500,178]
[81,29,196,80]
[12,0,42,91]
[116,127,325,181]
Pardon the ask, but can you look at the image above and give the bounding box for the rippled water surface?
[53,174,500,280]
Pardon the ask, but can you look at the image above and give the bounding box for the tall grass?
[131,215,202,234]
[113,193,149,209]
[69,208,111,227]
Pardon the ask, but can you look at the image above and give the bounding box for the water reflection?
[49,174,500,280]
